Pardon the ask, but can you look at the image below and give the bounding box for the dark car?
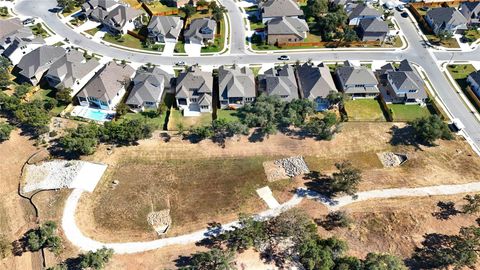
[401,12,408,18]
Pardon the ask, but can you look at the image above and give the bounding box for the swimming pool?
[71,106,115,122]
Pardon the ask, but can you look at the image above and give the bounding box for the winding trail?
[63,182,480,254]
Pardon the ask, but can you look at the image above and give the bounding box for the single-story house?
[218,65,256,109]
[376,60,428,104]
[425,7,467,35]
[82,0,118,22]
[335,61,379,99]
[296,62,337,111]
[259,0,304,23]
[467,70,480,98]
[102,5,143,35]
[184,18,216,46]
[357,18,388,42]
[266,16,309,45]
[147,16,183,44]
[14,45,65,85]
[76,61,136,110]
[43,50,101,95]
[258,64,299,102]
[459,2,480,25]
[175,66,213,115]
[348,4,382,26]
[126,67,172,111]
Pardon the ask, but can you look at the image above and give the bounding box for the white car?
[396,4,405,11]
[175,61,186,66]
[278,55,290,61]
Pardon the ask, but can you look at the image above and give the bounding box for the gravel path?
[62,182,480,254]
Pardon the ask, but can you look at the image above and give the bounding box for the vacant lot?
[344,99,386,121]
[75,121,480,242]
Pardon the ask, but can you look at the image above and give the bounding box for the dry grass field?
[75,122,480,243]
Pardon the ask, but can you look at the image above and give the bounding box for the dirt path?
[62,181,480,254]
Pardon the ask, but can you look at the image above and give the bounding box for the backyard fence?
[408,5,434,35]
[276,40,381,48]
[465,85,480,111]
[377,96,394,122]
[127,30,146,41]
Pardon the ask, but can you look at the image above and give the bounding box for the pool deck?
[71,106,115,122]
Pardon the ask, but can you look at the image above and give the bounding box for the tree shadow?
[248,128,267,143]
[432,201,460,220]
[406,233,454,269]
[174,255,193,268]
[389,125,423,150]
[303,171,335,198]
[195,222,224,249]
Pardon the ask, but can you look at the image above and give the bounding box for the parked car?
[420,6,429,12]
[22,18,35,25]
[401,12,409,18]
[396,4,405,11]
[175,61,186,66]
[278,55,290,61]
[451,118,465,132]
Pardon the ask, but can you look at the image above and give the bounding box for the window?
[190,98,197,103]
[245,97,255,102]
[280,95,288,99]
[408,90,417,93]
[200,105,209,109]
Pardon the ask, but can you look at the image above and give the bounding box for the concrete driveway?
[184,43,202,57]
[162,42,176,56]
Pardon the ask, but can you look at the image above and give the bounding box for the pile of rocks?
[23,160,84,193]
[377,152,408,167]
[274,156,310,177]
[147,209,172,235]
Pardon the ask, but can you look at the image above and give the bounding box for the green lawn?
[32,88,66,116]
[447,64,480,112]
[201,18,226,53]
[344,99,386,122]
[103,33,164,52]
[122,110,167,130]
[167,109,212,130]
[174,42,185,53]
[62,7,81,17]
[387,104,431,122]
[146,2,178,13]
[464,29,480,44]
[426,34,459,48]
[85,27,100,36]
[215,110,241,122]
[29,24,50,38]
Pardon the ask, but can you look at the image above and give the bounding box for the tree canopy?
[78,247,114,270]
[26,221,62,254]
[408,115,453,145]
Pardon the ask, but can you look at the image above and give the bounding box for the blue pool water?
[85,109,110,121]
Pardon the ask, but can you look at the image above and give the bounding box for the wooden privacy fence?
[408,5,434,34]
[466,85,480,111]
[409,0,480,8]
[127,30,146,41]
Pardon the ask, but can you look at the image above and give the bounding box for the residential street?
[12,0,480,153]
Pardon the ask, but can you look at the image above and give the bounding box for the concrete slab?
[162,42,176,56]
[70,162,108,192]
[256,186,280,209]
[184,43,201,57]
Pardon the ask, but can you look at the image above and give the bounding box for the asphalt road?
[12,0,480,151]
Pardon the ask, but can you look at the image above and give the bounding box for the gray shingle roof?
[335,62,379,94]
[126,68,166,106]
[296,63,337,100]
[468,70,480,86]
[147,16,183,40]
[348,4,381,20]
[45,50,100,89]
[16,45,65,79]
[175,66,213,99]
[359,18,388,33]
[184,18,216,43]
[262,65,298,100]
[260,0,304,18]
[0,18,23,44]
[218,65,255,99]
[267,16,309,37]
[77,61,135,103]
[103,5,143,31]
[426,7,467,29]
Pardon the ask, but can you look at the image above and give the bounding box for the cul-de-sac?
[3,0,480,268]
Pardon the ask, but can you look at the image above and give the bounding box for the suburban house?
[76,61,136,110]
[348,4,382,26]
[102,5,143,35]
[335,61,379,98]
[357,18,388,42]
[218,65,256,109]
[467,70,480,98]
[425,7,467,34]
[0,18,45,65]
[81,0,118,22]
[266,16,309,45]
[259,0,304,23]
[43,50,101,95]
[184,18,216,46]
[258,65,299,102]
[175,66,213,115]
[147,16,183,44]
[126,67,172,111]
[376,60,428,104]
[459,2,480,25]
[14,45,65,85]
[296,63,338,111]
